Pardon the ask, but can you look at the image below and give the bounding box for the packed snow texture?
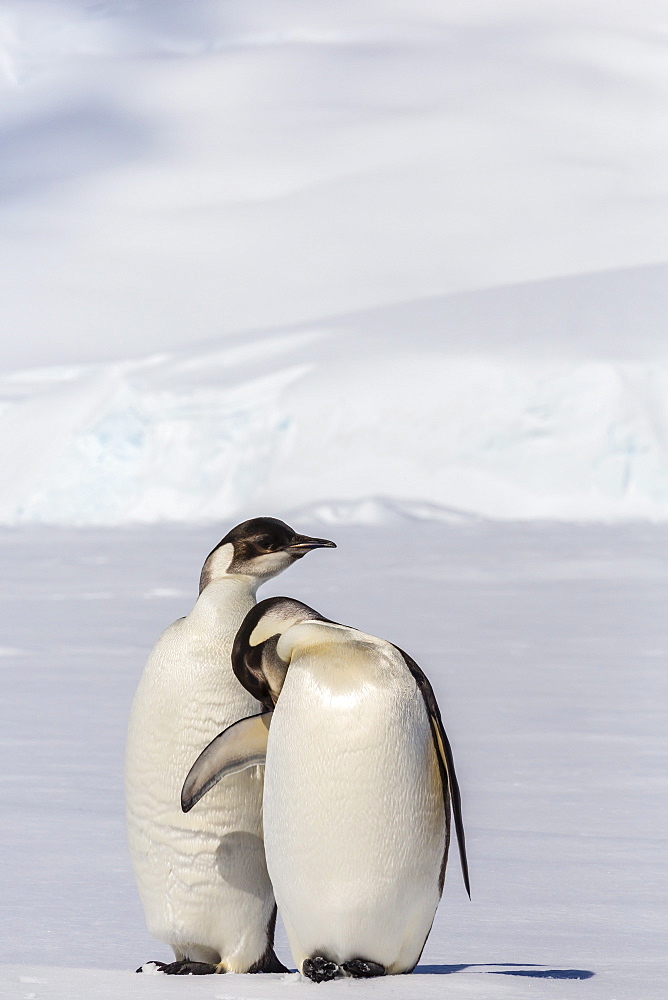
[1,521,666,999]
[2,1,668,524]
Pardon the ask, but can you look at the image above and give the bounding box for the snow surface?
[1,519,666,998]
[2,1,668,523]
[1,0,668,370]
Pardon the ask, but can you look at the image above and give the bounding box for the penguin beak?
[287,534,336,552]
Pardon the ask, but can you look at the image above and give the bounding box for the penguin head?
[199,517,336,592]
[232,596,329,709]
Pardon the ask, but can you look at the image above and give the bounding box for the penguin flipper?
[394,646,471,899]
[181,712,272,813]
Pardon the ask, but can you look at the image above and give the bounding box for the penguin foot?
[302,956,341,983]
[341,959,386,979]
[137,960,218,975]
[136,961,166,974]
[247,949,290,974]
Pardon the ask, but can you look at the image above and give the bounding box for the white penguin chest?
[262,648,445,969]
[125,581,261,848]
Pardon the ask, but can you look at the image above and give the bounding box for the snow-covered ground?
[1,518,666,999]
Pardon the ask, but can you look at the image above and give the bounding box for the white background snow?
[0,2,666,998]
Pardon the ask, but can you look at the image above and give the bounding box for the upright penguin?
[182,597,470,982]
[125,522,335,975]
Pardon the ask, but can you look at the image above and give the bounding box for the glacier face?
[3,291,668,525]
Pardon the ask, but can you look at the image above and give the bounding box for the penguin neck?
[191,573,261,630]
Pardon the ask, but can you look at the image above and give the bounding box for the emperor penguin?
[125,522,335,976]
[181,597,470,982]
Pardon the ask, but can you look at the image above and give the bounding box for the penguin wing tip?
[180,786,196,813]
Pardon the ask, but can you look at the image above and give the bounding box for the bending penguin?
[181,596,470,982]
[125,522,335,975]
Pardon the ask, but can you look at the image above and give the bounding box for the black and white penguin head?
[232,597,330,709]
[199,517,336,592]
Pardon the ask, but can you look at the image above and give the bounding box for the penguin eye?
[256,535,274,551]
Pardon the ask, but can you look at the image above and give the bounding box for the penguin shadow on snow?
[215,832,271,898]
[416,963,595,980]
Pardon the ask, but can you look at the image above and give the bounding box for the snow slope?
[1,1,668,525]
[0,520,665,998]
[1,1,667,372]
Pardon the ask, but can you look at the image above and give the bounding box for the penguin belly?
[126,609,275,971]
[263,649,446,975]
